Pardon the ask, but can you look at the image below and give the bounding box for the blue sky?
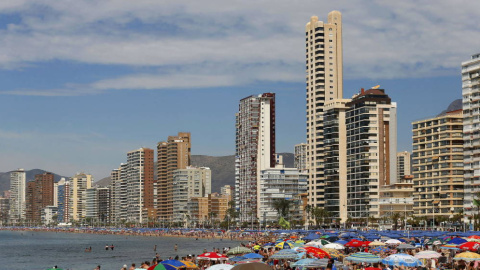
[0,0,479,179]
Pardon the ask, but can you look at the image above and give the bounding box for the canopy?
[345,252,382,263]
[382,253,422,267]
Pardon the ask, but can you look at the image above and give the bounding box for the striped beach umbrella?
[454,252,480,261]
[227,246,252,255]
[345,252,382,263]
[275,241,294,249]
[382,253,422,267]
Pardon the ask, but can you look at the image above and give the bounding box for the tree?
[312,207,330,228]
[272,199,292,219]
[391,212,402,230]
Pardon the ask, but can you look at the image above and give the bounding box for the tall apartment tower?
[294,143,308,172]
[126,147,154,223]
[69,173,92,221]
[235,93,276,223]
[157,132,191,221]
[346,88,397,219]
[305,11,343,208]
[463,53,480,218]
[412,109,464,223]
[26,172,54,222]
[397,151,411,181]
[9,169,26,223]
[323,99,350,222]
[110,163,128,222]
[57,178,70,223]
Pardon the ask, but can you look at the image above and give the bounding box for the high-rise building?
[26,172,54,223]
[323,99,350,222]
[412,109,463,224]
[157,132,191,221]
[69,173,93,221]
[235,93,276,223]
[220,185,233,201]
[57,178,70,223]
[126,147,154,223]
[9,169,26,224]
[305,11,343,208]
[346,88,397,219]
[85,187,110,223]
[294,143,308,172]
[463,53,480,219]
[397,151,411,181]
[172,166,211,223]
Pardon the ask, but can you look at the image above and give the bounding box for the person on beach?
[110,244,114,250]
[128,263,135,270]
[174,244,178,251]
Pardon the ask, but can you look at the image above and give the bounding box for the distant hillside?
[0,169,66,194]
[438,99,462,116]
[94,153,295,193]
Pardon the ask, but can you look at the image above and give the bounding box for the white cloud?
[0,0,479,95]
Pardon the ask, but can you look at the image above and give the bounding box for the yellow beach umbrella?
[454,252,480,261]
[180,261,198,269]
[321,248,344,259]
[369,241,386,246]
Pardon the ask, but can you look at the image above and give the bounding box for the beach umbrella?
[382,253,422,267]
[454,252,480,261]
[345,252,382,263]
[270,252,298,260]
[228,256,246,262]
[365,267,381,270]
[459,242,480,251]
[397,244,415,249]
[448,238,467,245]
[335,240,348,245]
[206,264,234,270]
[197,252,228,261]
[370,246,390,254]
[368,241,386,246]
[161,260,187,270]
[275,241,294,249]
[385,239,402,245]
[231,262,270,270]
[468,235,480,239]
[305,241,324,248]
[243,253,263,259]
[321,248,343,259]
[180,261,198,269]
[303,246,331,259]
[414,251,441,259]
[147,264,167,270]
[324,243,345,250]
[291,258,321,268]
[227,246,252,255]
[345,239,365,247]
[467,238,480,242]
[295,240,306,244]
[440,244,460,250]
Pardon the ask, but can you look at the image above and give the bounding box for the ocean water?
[0,230,241,270]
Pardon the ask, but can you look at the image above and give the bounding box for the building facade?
[379,175,414,229]
[56,178,70,223]
[412,109,464,223]
[9,169,26,224]
[294,143,308,172]
[26,172,54,223]
[126,148,154,223]
[397,151,411,181]
[172,166,211,223]
[345,88,397,219]
[157,132,191,221]
[258,165,308,224]
[69,173,93,221]
[463,53,480,219]
[235,93,276,223]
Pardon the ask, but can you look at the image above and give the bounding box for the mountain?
[94,153,295,193]
[438,99,462,116]
[0,169,67,194]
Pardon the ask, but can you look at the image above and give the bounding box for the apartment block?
[69,173,93,221]
[157,132,191,221]
[56,178,70,223]
[412,109,464,222]
[463,53,480,218]
[26,172,54,223]
[397,152,411,181]
[294,143,308,172]
[126,148,154,223]
[235,93,275,223]
[379,175,414,229]
[9,169,26,223]
[305,11,343,209]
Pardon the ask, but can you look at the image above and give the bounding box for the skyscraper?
[57,178,70,223]
[26,172,54,223]
[9,169,26,224]
[157,132,191,221]
[397,151,411,181]
[305,11,343,208]
[294,143,308,172]
[463,53,480,219]
[412,109,463,224]
[235,93,275,223]
[126,147,154,223]
[69,173,92,221]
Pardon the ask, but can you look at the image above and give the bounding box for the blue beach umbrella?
[275,241,294,249]
[382,253,423,267]
[371,246,390,253]
[243,253,263,259]
[448,238,467,245]
[160,260,186,270]
[229,256,246,262]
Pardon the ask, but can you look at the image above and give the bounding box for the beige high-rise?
[157,132,191,221]
[305,11,343,208]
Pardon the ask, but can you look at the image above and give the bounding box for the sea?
[0,230,242,270]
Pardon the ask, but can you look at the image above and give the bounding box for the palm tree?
[272,198,292,219]
[311,207,331,228]
[391,212,402,230]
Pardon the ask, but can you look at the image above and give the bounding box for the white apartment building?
[69,173,92,221]
[294,143,308,172]
[172,166,211,223]
[9,169,26,223]
[463,53,480,219]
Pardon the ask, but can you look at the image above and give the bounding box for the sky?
[0,0,479,179]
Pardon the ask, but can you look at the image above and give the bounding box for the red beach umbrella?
[197,252,228,261]
[345,240,365,248]
[303,246,331,259]
[459,242,480,251]
[468,235,480,239]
